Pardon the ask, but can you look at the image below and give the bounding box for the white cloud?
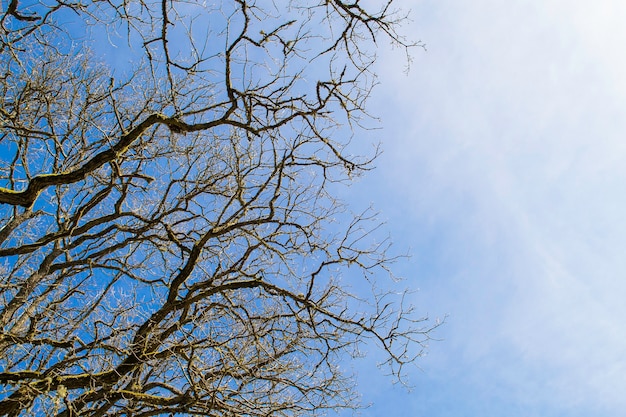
[366,0,626,414]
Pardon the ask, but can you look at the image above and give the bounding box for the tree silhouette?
[0,1,435,415]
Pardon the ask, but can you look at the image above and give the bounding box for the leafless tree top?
[0,1,435,416]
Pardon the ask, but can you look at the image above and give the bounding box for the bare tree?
[0,1,435,416]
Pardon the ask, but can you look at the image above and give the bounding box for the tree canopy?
[0,1,435,415]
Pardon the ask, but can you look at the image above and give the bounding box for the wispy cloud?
[361,0,626,414]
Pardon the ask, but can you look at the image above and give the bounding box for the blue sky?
[344,0,626,416]
[4,1,622,415]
